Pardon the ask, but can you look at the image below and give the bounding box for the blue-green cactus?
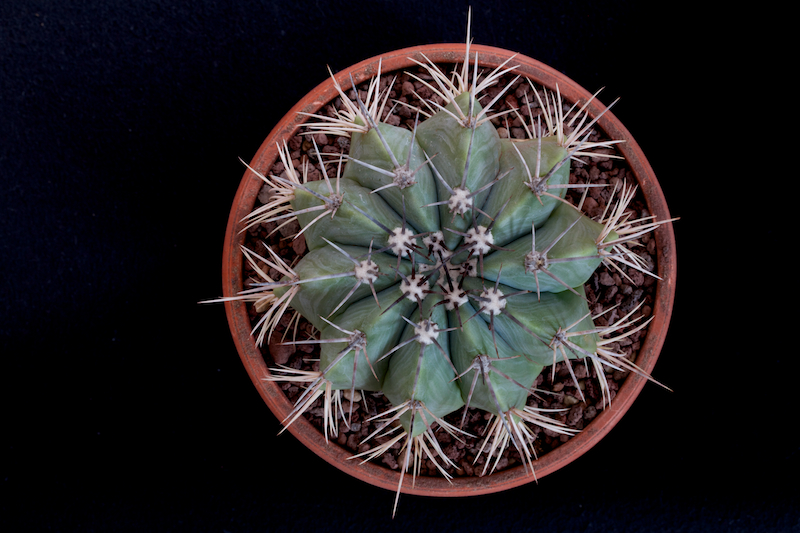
[221,25,671,516]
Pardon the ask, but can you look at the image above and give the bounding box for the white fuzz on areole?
[393,167,417,189]
[448,187,473,217]
[475,354,492,374]
[326,192,344,216]
[524,250,548,273]
[423,231,447,256]
[441,284,469,310]
[435,257,475,288]
[350,329,368,351]
[388,226,415,257]
[401,275,429,302]
[413,319,439,345]
[354,259,379,284]
[479,287,506,315]
[524,175,549,196]
[465,226,494,255]
[549,328,568,349]
[458,258,478,278]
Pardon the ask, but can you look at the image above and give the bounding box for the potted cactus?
[216,18,676,516]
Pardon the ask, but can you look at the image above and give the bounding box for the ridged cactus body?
[480,137,570,244]
[266,65,628,442]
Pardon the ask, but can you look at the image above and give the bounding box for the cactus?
[215,16,673,516]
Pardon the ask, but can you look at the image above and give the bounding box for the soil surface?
[241,64,659,479]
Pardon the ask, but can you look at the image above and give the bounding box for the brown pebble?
[292,235,306,255]
[385,114,401,126]
[342,389,362,402]
[504,94,518,110]
[269,340,295,365]
[582,196,601,218]
[563,394,580,407]
[599,272,615,286]
[567,404,584,426]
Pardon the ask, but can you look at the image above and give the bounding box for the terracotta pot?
[222,44,676,497]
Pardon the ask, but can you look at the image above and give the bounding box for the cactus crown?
[214,14,673,516]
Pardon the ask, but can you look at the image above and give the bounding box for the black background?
[2,1,795,532]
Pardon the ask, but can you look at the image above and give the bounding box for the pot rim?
[222,43,676,497]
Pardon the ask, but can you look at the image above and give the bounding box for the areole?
[222,43,676,498]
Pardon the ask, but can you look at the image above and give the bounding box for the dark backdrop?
[2,1,795,532]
